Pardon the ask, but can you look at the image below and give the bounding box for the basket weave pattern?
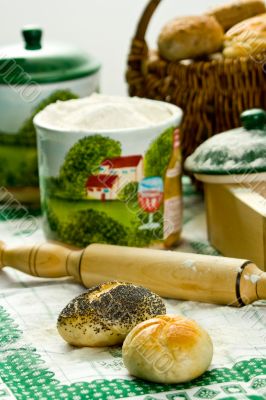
[126,0,266,159]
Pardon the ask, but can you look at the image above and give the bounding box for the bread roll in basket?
[126,0,266,160]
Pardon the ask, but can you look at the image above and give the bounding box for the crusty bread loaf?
[223,13,266,58]
[158,16,224,62]
[207,0,266,31]
[122,315,213,384]
[57,281,166,347]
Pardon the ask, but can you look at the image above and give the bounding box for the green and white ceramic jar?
[0,27,100,205]
[34,95,183,248]
[185,109,266,184]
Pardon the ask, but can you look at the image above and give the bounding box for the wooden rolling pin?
[0,241,265,307]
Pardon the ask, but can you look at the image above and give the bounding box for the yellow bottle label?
[163,195,182,239]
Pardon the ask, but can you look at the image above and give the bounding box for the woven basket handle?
[127,0,163,96]
[134,0,162,40]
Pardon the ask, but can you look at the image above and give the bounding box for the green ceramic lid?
[0,27,101,84]
[185,109,266,176]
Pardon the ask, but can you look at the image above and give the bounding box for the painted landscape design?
[44,127,175,247]
[0,90,77,188]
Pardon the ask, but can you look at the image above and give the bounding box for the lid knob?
[22,27,42,50]
[241,109,266,131]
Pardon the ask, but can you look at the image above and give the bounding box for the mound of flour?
[36,93,173,131]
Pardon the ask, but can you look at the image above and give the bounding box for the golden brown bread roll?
[57,281,166,347]
[122,315,213,384]
[158,16,224,62]
[207,0,266,31]
[223,13,266,58]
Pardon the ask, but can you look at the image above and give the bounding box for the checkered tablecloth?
[0,187,266,400]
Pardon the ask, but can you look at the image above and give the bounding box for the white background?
[2,0,226,95]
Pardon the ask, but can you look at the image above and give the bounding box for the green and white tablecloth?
[0,188,266,400]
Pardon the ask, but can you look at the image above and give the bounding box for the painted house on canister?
[86,155,143,201]
[86,174,120,201]
[100,155,143,181]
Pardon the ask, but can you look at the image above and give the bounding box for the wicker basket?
[126,0,266,160]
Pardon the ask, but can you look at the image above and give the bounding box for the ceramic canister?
[0,27,100,205]
[34,98,183,249]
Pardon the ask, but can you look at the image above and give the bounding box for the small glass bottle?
[163,128,183,248]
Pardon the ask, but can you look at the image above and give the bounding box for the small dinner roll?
[57,281,166,347]
[223,13,266,58]
[207,0,266,31]
[158,15,224,62]
[122,315,213,384]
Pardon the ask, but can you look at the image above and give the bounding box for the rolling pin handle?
[0,241,82,281]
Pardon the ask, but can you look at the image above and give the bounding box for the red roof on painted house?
[101,155,143,169]
[86,174,118,189]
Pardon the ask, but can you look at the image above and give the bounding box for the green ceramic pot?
[0,27,101,206]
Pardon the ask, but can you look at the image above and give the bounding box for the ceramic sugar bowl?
[185,109,266,184]
[185,109,266,269]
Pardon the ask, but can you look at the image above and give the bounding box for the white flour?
[35,93,173,131]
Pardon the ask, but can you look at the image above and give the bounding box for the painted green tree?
[144,127,174,178]
[58,208,128,247]
[59,135,122,197]
[118,181,138,203]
